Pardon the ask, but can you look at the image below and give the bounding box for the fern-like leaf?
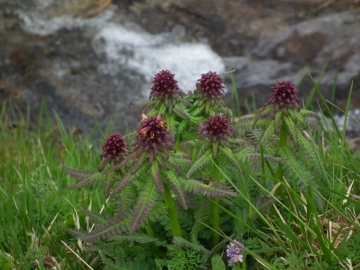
[173,105,191,120]
[172,236,209,253]
[258,121,276,151]
[283,115,299,150]
[168,152,192,174]
[65,227,86,238]
[298,130,323,177]
[191,201,211,240]
[175,119,189,141]
[80,213,131,241]
[130,155,147,174]
[253,106,273,128]
[181,179,237,198]
[299,109,320,120]
[65,167,105,189]
[186,150,212,178]
[288,109,307,129]
[219,147,242,173]
[165,171,188,209]
[274,110,283,133]
[112,172,134,195]
[82,209,108,225]
[151,161,164,193]
[278,146,313,183]
[110,233,166,247]
[118,183,138,215]
[130,180,160,233]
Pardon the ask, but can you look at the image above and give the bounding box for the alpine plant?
[189,71,230,118]
[252,81,319,148]
[98,133,128,172]
[249,80,322,180]
[139,70,190,121]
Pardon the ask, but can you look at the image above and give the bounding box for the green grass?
[0,101,111,269]
[1,74,360,269]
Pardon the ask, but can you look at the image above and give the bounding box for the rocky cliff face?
[1,0,360,134]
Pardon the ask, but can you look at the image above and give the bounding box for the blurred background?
[1,0,360,134]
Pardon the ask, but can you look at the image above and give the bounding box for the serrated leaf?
[278,146,313,183]
[110,233,166,246]
[172,236,209,253]
[166,171,188,209]
[151,161,164,193]
[82,209,108,224]
[186,150,212,178]
[130,180,159,233]
[112,172,134,194]
[298,131,323,177]
[118,183,138,215]
[274,110,283,133]
[65,167,105,189]
[299,109,320,120]
[191,201,211,239]
[283,116,299,150]
[181,179,237,198]
[219,147,242,173]
[80,214,131,241]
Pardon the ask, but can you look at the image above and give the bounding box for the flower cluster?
[199,114,233,148]
[100,133,127,162]
[132,113,175,165]
[265,80,300,114]
[195,71,225,101]
[150,70,184,101]
[99,133,128,171]
[226,240,244,266]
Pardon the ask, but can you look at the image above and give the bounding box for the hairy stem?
[163,183,182,237]
[212,161,221,245]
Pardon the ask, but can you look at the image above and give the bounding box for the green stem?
[163,183,182,237]
[275,125,287,181]
[145,224,155,237]
[212,161,221,245]
[275,124,287,200]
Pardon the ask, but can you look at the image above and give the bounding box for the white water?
[16,3,225,98]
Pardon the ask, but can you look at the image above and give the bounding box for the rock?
[0,0,224,134]
[1,0,360,136]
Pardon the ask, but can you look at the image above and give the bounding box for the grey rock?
[1,0,360,137]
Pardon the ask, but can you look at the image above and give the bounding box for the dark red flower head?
[133,113,175,162]
[195,71,225,100]
[100,133,127,163]
[150,70,183,100]
[265,81,300,113]
[199,114,233,144]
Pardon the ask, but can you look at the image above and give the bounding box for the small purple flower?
[150,70,184,100]
[200,114,233,141]
[265,81,300,114]
[100,133,127,163]
[195,71,225,101]
[132,113,175,165]
[98,133,128,171]
[226,240,244,266]
[199,114,233,150]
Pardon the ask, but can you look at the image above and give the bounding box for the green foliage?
[211,253,226,270]
[166,245,207,270]
[2,70,360,269]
